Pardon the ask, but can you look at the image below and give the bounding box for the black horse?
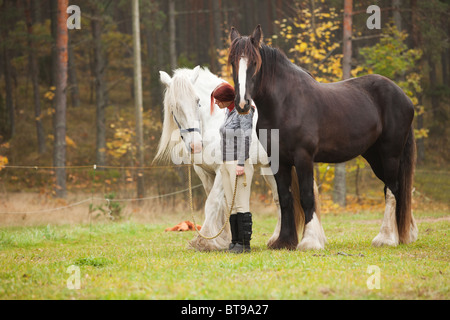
[229,25,417,250]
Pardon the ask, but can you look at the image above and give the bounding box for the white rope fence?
[1,164,448,215]
[0,164,203,215]
[0,184,203,215]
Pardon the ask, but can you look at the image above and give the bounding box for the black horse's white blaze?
[238,57,249,110]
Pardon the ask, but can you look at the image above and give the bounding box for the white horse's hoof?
[189,235,229,251]
[372,233,398,247]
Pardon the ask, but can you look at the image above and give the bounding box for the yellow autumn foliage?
[270,5,343,84]
[0,155,8,171]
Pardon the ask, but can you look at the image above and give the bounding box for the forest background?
[0,0,448,223]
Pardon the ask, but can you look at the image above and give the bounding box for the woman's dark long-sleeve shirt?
[220,107,254,166]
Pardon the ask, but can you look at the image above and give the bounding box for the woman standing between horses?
[211,82,254,253]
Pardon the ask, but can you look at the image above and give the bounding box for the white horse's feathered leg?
[262,171,282,247]
[189,168,231,251]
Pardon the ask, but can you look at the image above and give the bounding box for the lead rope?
[188,164,241,240]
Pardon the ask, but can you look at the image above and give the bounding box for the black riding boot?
[228,214,238,250]
[229,212,252,253]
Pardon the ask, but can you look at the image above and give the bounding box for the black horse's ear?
[230,27,240,42]
[251,25,263,47]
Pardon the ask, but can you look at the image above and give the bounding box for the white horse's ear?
[159,71,172,87]
[191,65,201,84]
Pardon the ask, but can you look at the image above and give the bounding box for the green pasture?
[0,209,448,300]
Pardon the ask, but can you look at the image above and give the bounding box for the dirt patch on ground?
[0,192,447,227]
[0,192,182,227]
[0,192,279,227]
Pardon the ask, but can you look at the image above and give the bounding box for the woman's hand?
[236,165,245,176]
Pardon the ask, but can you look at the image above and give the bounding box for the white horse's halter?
[171,101,202,137]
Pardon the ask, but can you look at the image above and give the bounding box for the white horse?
[154,66,323,251]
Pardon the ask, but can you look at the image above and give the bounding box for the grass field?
[0,206,448,300]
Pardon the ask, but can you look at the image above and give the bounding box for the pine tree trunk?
[410,0,425,164]
[53,0,68,198]
[333,0,352,207]
[132,0,145,199]
[392,0,402,31]
[169,0,176,70]
[1,42,14,142]
[0,0,15,142]
[68,33,80,108]
[91,17,107,168]
[25,0,46,154]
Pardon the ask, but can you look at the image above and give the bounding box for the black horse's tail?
[396,127,416,244]
[291,167,304,239]
[290,167,321,239]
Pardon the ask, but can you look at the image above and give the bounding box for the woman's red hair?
[210,82,235,115]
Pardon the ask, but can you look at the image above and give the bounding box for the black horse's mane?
[260,43,316,81]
